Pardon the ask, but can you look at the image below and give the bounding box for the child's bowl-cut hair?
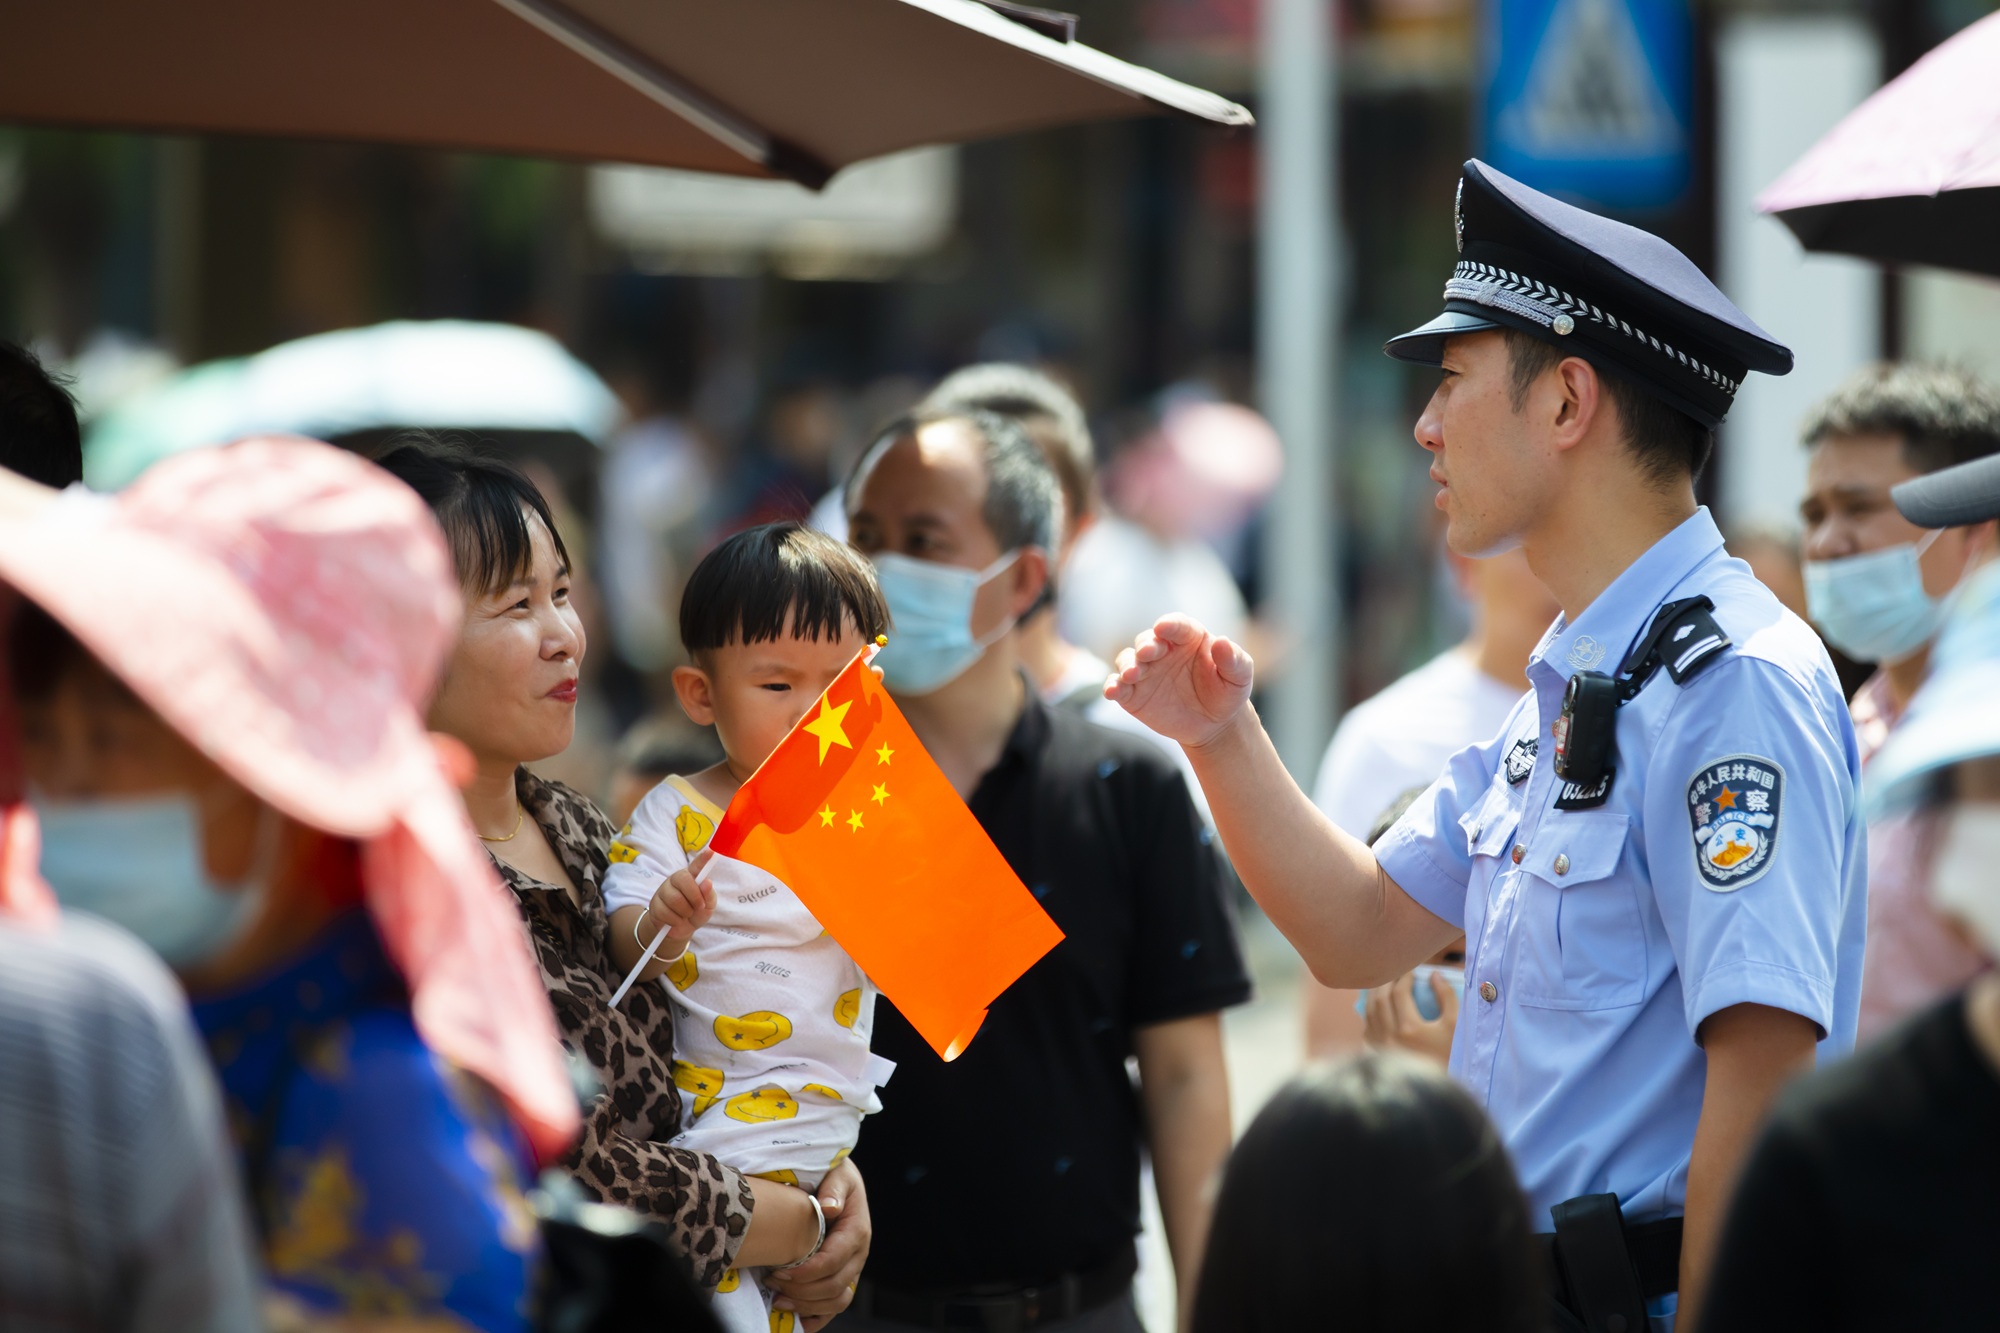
[680,522,889,658]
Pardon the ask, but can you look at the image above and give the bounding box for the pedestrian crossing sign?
[1481,0,1692,210]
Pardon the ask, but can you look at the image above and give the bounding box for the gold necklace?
[479,802,526,843]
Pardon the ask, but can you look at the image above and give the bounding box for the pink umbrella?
[1758,10,2000,277]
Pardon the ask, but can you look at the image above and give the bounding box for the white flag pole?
[608,637,886,1010]
[608,920,674,1009]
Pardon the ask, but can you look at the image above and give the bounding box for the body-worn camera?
[1550,597,1732,811]
[1553,671,1619,787]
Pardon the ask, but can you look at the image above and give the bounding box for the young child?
[602,521,893,1333]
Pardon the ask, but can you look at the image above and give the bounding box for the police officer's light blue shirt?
[1375,508,1865,1228]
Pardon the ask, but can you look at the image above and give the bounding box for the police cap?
[1386,160,1794,429]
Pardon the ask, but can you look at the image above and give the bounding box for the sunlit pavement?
[1135,907,1307,1330]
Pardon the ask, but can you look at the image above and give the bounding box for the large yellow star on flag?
[802,695,854,764]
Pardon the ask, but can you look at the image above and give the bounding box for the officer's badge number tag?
[1503,737,1536,785]
[1688,756,1783,891]
[1554,772,1613,811]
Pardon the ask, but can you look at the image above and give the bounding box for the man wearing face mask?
[842,409,1249,1333]
[1702,540,2000,1332]
[1798,364,2000,1042]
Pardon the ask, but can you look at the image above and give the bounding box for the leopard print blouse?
[492,767,755,1289]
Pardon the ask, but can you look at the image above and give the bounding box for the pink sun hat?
[0,436,579,1162]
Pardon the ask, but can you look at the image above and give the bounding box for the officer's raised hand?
[1106,608,1461,992]
[1106,612,1256,748]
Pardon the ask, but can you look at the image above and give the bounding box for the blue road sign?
[1481,0,1693,211]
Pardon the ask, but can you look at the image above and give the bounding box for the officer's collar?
[1530,507,1726,685]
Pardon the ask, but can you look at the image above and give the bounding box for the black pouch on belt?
[1549,1193,1650,1333]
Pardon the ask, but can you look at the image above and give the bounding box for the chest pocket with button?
[1513,810,1642,1010]
[1459,779,1525,863]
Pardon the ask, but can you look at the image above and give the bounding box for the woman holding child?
[375,436,869,1324]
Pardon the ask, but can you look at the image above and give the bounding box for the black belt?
[1538,1213,1683,1307]
[853,1245,1137,1333]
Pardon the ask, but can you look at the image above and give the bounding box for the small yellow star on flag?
[695,645,1066,1064]
[803,695,853,764]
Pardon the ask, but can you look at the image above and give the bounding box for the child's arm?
[607,850,716,981]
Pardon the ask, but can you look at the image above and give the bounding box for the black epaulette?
[1616,595,1732,695]
[1551,597,1732,810]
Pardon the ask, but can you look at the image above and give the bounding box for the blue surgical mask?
[33,793,273,968]
[1804,531,1947,665]
[872,550,1023,695]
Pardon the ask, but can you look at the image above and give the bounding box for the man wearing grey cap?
[1796,365,2000,1044]
[1109,160,1866,1332]
[1702,548,2000,1333]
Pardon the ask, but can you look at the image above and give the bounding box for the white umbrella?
[86,321,620,489]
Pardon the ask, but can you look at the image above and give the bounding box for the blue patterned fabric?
[192,911,539,1331]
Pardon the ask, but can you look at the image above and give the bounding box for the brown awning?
[3,0,1251,187]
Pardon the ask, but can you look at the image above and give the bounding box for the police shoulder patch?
[1687,755,1783,892]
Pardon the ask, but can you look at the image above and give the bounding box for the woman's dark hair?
[1190,1054,1543,1333]
[0,339,82,488]
[369,430,571,596]
[680,522,889,659]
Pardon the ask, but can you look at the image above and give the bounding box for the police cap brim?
[1383,309,1505,366]
[1892,454,2000,528]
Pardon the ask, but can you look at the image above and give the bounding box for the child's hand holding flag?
[642,848,716,959]
[610,640,1064,1057]
[610,849,715,1005]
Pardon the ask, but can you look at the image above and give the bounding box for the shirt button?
[1511,844,1525,864]
[1479,981,1498,1003]
[1554,853,1571,876]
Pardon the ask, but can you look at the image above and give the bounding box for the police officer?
[1108,160,1865,1332]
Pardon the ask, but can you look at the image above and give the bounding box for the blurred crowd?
[584,353,1283,822]
[4,300,2000,1333]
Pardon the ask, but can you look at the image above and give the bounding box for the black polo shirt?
[857,693,1252,1289]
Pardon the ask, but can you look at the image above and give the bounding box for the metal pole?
[1258,0,1340,781]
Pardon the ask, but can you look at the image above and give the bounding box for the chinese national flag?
[708,646,1063,1060]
